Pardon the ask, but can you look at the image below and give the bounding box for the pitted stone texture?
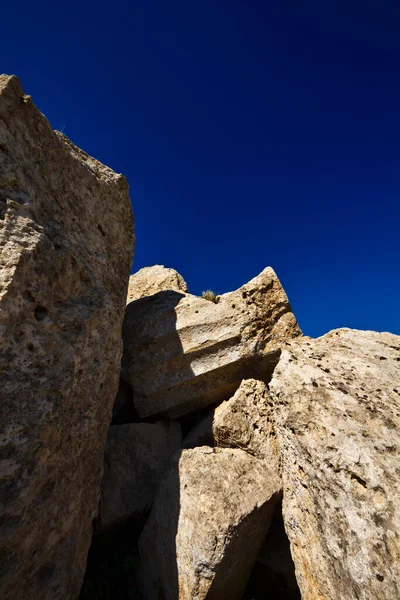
[213,378,280,469]
[138,447,281,600]
[122,267,301,419]
[99,422,181,527]
[183,379,280,473]
[0,75,134,600]
[127,265,188,303]
[269,328,400,600]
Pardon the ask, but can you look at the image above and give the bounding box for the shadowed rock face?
[269,328,400,600]
[127,265,188,303]
[254,507,301,599]
[122,267,301,419]
[0,75,134,600]
[99,422,181,528]
[138,447,281,600]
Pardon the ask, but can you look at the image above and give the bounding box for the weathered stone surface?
[127,264,188,303]
[138,447,281,600]
[99,422,181,528]
[122,267,301,419]
[213,378,280,469]
[0,75,134,599]
[269,328,400,600]
[183,379,280,473]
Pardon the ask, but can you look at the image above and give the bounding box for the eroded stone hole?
[53,243,64,254]
[243,499,301,599]
[34,306,48,321]
[23,290,35,303]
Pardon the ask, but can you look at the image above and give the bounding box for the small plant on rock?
[201,290,220,304]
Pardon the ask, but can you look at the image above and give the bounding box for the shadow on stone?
[136,453,181,599]
[79,517,145,600]
[81,287,293,599]
[205,499,279,600]
[112,377,140,425]
[82,290,186,599]
[243,500,301,600]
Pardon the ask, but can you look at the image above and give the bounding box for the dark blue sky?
[2,1,399,336]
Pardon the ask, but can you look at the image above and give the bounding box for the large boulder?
[213,378,279,469]
[183,379,280,473]
[0,75,134,599]
[269,329,400,600]
[122,267,301,419]
[99,422,181,528]
[138,447,281,600]
[127,265,188,303]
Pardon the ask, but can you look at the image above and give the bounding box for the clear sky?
[1,1,399,337]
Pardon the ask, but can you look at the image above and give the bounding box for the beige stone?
[183,379,280,473]
[213,378,280,469]
[122,267,301,419]
[0,75,134,599]
[269,328,400,600]
[138,447,281,600]
[127,264,188,303]
[99,422,181,528]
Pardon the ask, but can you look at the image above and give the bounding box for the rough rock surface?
[183,379,280,473]
[269,328,400,600]
[0,75,134,599]
[122,267,301,419]
[126,264,188,303]
[138,447,281,600]
[213,378,280,469]
[99,422,181,528]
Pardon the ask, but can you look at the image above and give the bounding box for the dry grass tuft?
[201,290,220,304]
